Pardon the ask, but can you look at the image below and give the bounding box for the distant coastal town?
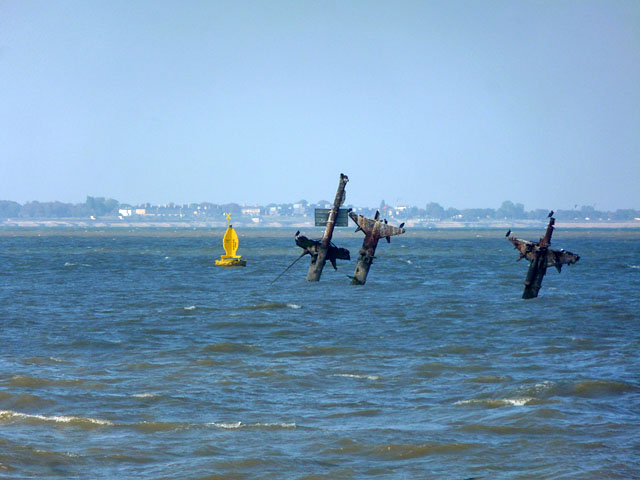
[1,197,639,229]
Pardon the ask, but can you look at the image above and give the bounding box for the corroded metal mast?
[348,210,405,285]
[508,212,579,299]
[522,216,554,299]
[306,173,349,281]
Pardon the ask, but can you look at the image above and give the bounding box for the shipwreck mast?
[348,210,405,285]
[306,173,349,281]
[522,216,554,299]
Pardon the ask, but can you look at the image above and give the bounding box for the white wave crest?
[132,393,160,398]
[255,422,296,428]
[35,449,79,458]
[286,304,302,309]
[209,421,242,429]
[333,373,380,381]
[208,421,296,429]
[454,397,534,407]
[184,305,196,310]
[0,409,113,425]
[530,381,554,394]
[503,397,533,406]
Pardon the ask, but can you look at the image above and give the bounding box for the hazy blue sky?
[1,1,638,210]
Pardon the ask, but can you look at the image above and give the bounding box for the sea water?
[1,228,638,479]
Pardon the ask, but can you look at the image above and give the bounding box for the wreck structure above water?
[507,212,580,298]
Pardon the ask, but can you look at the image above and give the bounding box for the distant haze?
[1,1,638,210]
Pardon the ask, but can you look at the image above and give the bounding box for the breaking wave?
[454,397,535,408]
[208,421,296,430]
[0,410,113,427]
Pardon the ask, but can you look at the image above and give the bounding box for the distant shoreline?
[2,217,640,230]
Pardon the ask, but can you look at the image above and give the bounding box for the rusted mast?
[306,173,349,281]
[507,211,579,298]
[348,211,405,285]
[523,216,555,299]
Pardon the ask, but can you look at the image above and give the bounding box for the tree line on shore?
[1,197,639,222]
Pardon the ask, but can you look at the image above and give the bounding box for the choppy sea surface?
[1,227,639,479]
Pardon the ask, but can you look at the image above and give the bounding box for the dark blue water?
[1,228,639,479]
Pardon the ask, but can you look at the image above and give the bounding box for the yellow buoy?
[215,213,246,267]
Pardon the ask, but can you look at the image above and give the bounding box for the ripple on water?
[132,421,186,433]
[272,346,356,358]
[0,392,54,410]
[326,409,382,419]
[467,375,511,383]
[516,379,638,399]
[201,342,261,354]
[207,421,297,430]
[21,356,70,365]
[324,439,478,460]
[559,379,638,398]
[458,422,564,436]
[6,376,85,389]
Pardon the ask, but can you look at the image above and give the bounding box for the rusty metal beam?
[508,213,578,299]
[348,211,405,285]
[306,173,349,281]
